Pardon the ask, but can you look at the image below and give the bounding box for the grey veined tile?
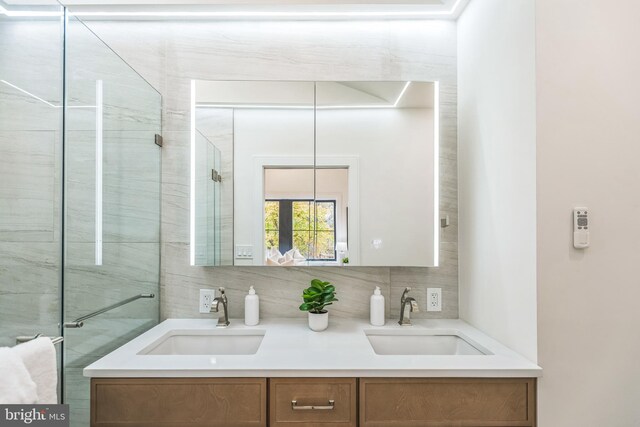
[79,18,460,323]
[65,130,161,244]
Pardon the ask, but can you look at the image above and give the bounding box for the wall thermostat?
[573,207,589,249]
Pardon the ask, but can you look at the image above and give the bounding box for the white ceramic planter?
[308,311,329,332]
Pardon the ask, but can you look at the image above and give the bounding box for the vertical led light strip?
[95,80,103,266]
[433,81,440,267]
[190,80,196,266]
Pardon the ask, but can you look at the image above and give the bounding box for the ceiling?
[12,0,447,4]
[1,0,471,20]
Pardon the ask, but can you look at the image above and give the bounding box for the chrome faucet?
[211,287,230,327]
[399,287,419,326]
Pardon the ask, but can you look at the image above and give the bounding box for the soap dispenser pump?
[244,286,259,326]
[370,286,385,326]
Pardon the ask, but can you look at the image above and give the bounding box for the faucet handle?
[410,299,419,312]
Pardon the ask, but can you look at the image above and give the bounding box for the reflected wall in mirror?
[191,81,438,267]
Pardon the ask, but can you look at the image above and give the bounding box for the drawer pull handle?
[291,399,335,410]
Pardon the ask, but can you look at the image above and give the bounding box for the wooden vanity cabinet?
[91,377,536,427]
[269,378,357,427]
[90,378,267,427]
[359,378,537,427]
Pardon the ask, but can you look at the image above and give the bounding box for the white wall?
[536,0,640,425]
[457,0,537,362]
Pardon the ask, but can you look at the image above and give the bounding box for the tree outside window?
[265,199,336,261]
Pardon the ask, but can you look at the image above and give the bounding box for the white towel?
[13,337,58,404]
[0,348,38,404]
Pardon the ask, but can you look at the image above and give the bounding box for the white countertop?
[83,318,542,378]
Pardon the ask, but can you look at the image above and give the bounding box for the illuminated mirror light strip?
[433,81,440,266]
[95,80,104,266]
[190,80,196,266]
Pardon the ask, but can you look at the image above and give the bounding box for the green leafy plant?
[342,257,349,264]
[299,279,338,314]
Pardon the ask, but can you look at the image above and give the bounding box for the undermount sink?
[139,329,266,355]
[365,329,490,356]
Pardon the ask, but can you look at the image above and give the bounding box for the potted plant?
[299,279,338,332]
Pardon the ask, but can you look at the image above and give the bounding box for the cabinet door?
[359,378,536,427]
[269,378,357,427]
[91,378,267,427]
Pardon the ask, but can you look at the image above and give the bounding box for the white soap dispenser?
[244,286,259,326]
[370,286,385,326]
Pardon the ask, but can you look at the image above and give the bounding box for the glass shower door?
[63,16,161,426]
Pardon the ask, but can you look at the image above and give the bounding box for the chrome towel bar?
[16,334,64,345]
[64,293,155,328]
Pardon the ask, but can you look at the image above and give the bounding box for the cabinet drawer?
[91,378,267,427]
[269,378,357,427]
[360,378,536,427]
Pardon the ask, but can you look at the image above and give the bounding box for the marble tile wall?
[0,20,63,347]
[86,19,459,321]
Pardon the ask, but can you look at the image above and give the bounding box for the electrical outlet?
[427,288,442,312]
[199,289,216,313]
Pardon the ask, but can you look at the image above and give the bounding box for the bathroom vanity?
[90,377,535,426]
[85,319,540,426]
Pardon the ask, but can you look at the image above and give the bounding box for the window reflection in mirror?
[264,168,346,266]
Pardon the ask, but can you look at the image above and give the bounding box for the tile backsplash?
[162,242,458,320]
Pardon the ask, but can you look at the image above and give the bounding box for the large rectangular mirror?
[191,80,438,267]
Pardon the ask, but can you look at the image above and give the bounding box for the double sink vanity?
[85,317,540,427]
[85,80,540,426]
